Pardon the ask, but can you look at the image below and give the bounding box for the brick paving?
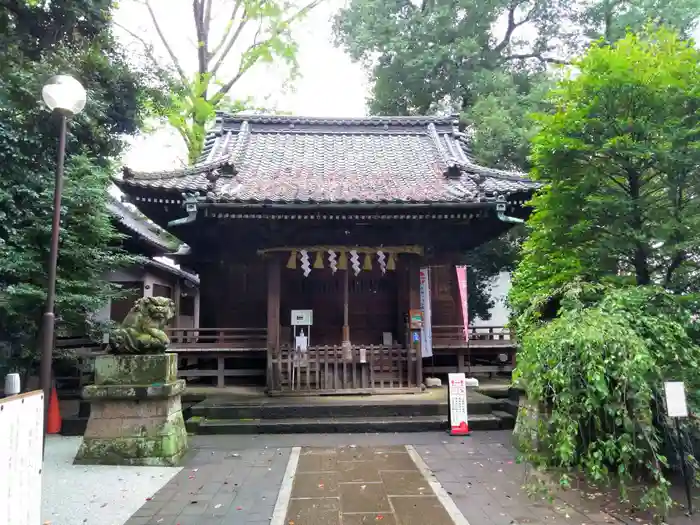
[286,445,457,525]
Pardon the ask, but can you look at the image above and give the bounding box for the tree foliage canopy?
[334,0,700,171]
[118,0,320,163]
[0,0,154,371]
[510,27,700,316]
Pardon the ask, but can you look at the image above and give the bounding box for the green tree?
[508,29,700,514]
[118,0,321,164]
[510,27,700,315]
[0,0,154,373]
[334,0,700,171]
[466,225,524,320]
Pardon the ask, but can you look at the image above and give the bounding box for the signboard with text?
[291,309,313,326]
[447,373,470,435]
[665,381,689,418]
[0,391,44,525]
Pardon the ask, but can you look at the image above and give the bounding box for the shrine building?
[114,114,537,395]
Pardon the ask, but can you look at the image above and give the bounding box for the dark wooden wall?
[197,257,467,344]
[199,260,267,329]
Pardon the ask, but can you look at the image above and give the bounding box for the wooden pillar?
[408,255,423,385]
[266,256,281,390]
[342,267,350,343]
[193,287,201,330]
[173,279,182,329]
[396,262,407,347]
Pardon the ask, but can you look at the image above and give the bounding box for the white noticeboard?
[291,309,313,326]
[664,381,689,418]
[448,373,469,434]
[0,390,44,525]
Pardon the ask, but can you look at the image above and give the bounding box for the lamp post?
[39,75,87,439]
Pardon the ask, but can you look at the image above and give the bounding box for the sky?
[115,0,368,171]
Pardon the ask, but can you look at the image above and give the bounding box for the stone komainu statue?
[110,296,176,355]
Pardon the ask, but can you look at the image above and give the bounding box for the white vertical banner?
[419,267,433,358]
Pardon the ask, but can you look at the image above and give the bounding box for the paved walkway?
[121,431,621,525]
[285,445,462,525]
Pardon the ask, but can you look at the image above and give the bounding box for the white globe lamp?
[42,75,87,115]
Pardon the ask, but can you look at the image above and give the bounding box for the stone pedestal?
[512,389,549,453]
[74,353,188,466]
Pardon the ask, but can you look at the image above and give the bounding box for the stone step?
[188,413,510,435]
[191,399,495,420]
[500,399,520,417]
[491,410,516,427]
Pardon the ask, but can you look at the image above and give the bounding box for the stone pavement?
[286,445,460,525]
[124,446,289,525]
[121,431,628,525]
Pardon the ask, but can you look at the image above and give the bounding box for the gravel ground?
[41,436,181,525]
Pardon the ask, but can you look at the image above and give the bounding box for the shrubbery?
[514,283,700,513]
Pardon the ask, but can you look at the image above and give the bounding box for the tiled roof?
[116,114,537,205]
[145,258,199,287]
[107,197,185,253]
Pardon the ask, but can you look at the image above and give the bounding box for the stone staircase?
[185,390,515,435]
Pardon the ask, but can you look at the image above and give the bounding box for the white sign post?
[447,373,470,435]
[664,381,693,514]
[0,390,44,525]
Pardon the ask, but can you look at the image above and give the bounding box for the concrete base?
[74,354,188,467]
[425,377,442,388]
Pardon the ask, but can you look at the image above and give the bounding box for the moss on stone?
[94,354,178,386]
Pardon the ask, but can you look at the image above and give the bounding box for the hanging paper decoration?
[349,250,361,276]
[286,250,297,270]
[328,250,338,274]
[338,251,347,270]
[377,250,387,274]
[387,253,396,271]
[300,249,311,277]
[313,251,324,269]
[363,252,372,271]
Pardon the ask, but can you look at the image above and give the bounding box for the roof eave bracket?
[168,194,200,227]
[495,201,524,224]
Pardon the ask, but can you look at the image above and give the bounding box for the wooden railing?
[432,324,514,348]
[53,336,107,394]
[269,344,421,394]
[165,327,267,350]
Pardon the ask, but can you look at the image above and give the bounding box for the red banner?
[455,265,469,341]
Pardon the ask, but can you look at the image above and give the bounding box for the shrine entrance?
[263,246,423,394]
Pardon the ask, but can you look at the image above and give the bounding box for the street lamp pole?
[39,75,86,444]
[38,113,67,440]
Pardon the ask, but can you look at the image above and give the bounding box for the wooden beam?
[173,279,182,329]
[266,255,281,390]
